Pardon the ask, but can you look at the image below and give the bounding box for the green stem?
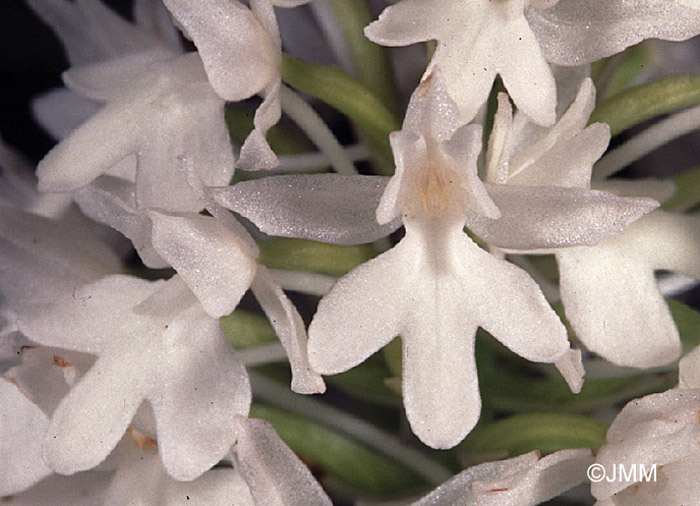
[590,74,700,136]
[327,0,398,113]
[281,54,400,172]
[463,413,608,457]
[662,165,700,212]
[249,372,453,485]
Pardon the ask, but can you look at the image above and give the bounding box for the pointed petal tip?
[555,348,585,394]
[236,129,279,171]
[291,373,327,395]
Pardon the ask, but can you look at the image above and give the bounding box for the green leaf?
[382,336,402,379]
[257,238,377,276]
[327,0,398,113]
[250,403,425,496]
[327,354,401,406]
[480,366,675,414]
[225,102,311,156]
[668,297,700,349]
[662,165,700,212]
[594,44,651,100]
[590,74,700,137]
[220,310,277,348]
[281,54,400,172]
[462,413,607,457]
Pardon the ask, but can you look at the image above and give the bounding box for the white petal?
[440,124,501,219]
[7,346,94,417]
[528,0,700,66]
[557,249,679,368]
[473,449,594,506]
[558,211,698,368]
[313,220,570,448]
[106,458,246,506]
[508,79,608,188]
[208,174,400,245]
[364,0,450,47]
[307,238,412,375]
[148,212,257,318]
[592,178,676,203]
[607,389,700,443]
[554,348,585,394]
[433,224,569,366]
[26,0,161,65]
[237,82,281,171]
[270,0,313,7]
[75,177,168,269]
[0,205,121,280]
[6,472,111,506]
[32,88,101,141]
[251,267,326,394]
[0,379,52,495]
[413,452,541,505]
[619,451,700,505]
[377,131,425,225]
[402,71,461,143]
[132,0,184,53]
[132,274,197,324]
[237,128,279,171]
[44,352,150,474]
[14,275,158,354]
[495,13,556,126]
[367,0,552,124]
[162,0,277,101]
[400,284,481,449]
[36,102,142,192]
[62,49,174,102]
[0,331,25,373]
[679,346,700,390]
[633,211,700,276]
[593,423,699,498]
[233,416,332,506]
[471,185,658,251]
[485,93,514,185]
[147,307,251,481]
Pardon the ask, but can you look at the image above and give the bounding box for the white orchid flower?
[1,346,98,496]
[478,74,693,369]
[412,448,594,506]
[557,210,700,368]
[0,378,52,496]
[36,51,235,214]
[0,207,252,481]
[162,0,312,170]
[592,356,700,506]
[100,414,331,505]
[365,0,700,126]
[470,80,657,253]
[304,72,583,450]
[74,168,325,395]
[28,0,183,141]
[231,415,332,506]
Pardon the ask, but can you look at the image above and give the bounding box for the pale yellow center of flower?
[419,165,453,216]
[405,161,463,220]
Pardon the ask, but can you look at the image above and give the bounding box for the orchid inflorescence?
[3,0,700,504]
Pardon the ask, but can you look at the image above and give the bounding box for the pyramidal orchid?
[591,347,700,505]
[305,72,582,449]
[36,51,234,213]
[475,75,695,368]
[162,0,312,170]
[365,0,700,126]
[28,0,183,141]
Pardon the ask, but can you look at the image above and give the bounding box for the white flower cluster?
[2,0,700,504]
